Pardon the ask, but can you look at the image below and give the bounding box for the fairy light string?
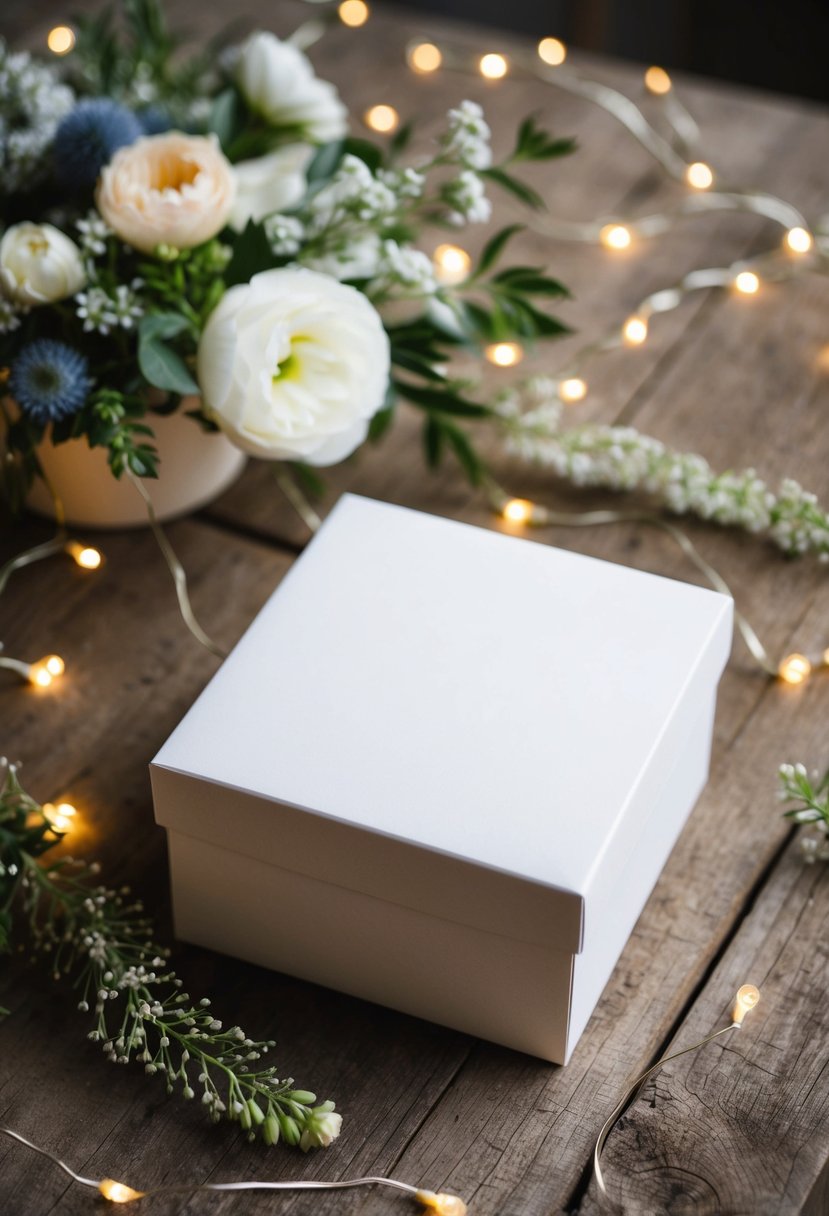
[0,982,759,1212]
[0,1125,467,1213]
[593,984,761,1202]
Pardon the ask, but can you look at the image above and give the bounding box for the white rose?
[198,267,390,465]
[0,222,85,306]
[229,143,312,232]
[234,32,348,143]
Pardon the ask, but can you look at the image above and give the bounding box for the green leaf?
[477,224,525,276]
[209,87,245,150]
[482,167,545,211]
[511,116,577,163]
[442,420,486,486]
[388,121,414,160]
[395,381,490,418]
[290,462,327,498]
[368,404,395,442]
[138,317,199,395]
[306,140,345,184]
[224,219,275,288]
[423,415,444,468]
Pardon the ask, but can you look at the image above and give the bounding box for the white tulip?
[197,267,390,465]
[229,143,313,232]
[0,222,85,306]
[234,32,348,143]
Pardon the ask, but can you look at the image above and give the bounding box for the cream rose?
[0,222,85,306]
[197,267,390,465]
[96,132,236,254]
[234,32,348,144]
[229,143,313,232]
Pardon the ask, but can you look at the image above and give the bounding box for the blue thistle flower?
[10,339,92,425]
[53,99,142,193]
[136,106,173,136]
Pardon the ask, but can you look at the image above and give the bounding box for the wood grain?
[2,3,828,1214]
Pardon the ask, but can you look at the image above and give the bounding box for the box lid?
[152,495,732,955]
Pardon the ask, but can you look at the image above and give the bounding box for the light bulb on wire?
[502,498,534,524]
[785,226,812,254]
[734,270,760,295]
[47,25,75,54]
[485,341,523,367]
[623,315,648,346]
[337,0,369,27]
[537,37,566,66]
[778,653,811,685]
[685,161,714,190]
[364,104,399,133]
[42,801,78,834]
[408,42,442,73]
[558,377,587,403]
[27,654,65,689]
[600,223,632,250]
[432,244,471,285]
[65,541,103,570]
[479,53,508,79]
[644,65,672,94]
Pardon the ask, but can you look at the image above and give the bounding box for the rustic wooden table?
[2,2,828,1213]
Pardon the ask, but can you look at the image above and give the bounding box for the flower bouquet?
[0,0,573,526]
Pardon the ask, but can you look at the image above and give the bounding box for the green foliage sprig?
[0,759,341,1150]
[778,763,829,863]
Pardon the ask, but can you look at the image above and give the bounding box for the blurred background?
[2,0,828,103]
[392,0,829,103]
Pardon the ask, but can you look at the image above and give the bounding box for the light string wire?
[592,984,761,1204]
[0,1124,465,1213]
[124,470,227,660]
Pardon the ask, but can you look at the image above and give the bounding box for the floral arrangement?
[0,758,341,1149]
[0,0,573,514]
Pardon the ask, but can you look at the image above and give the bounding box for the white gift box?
[151,495,732,1064]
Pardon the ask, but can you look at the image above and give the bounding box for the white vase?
[25,403,247,529]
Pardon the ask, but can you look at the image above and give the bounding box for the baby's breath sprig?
[778,763,829,863]
[0,759,341,1151]
[495,378,829,559]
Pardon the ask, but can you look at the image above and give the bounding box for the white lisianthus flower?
[97,132,236,254]
[299,1102,343,1152]
[197,267,390,465]
[234,32,348,143]
[228,143,313,232]
[0,222,85,305]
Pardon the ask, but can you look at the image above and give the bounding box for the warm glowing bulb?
[364,104,399,133]
[537,37,566,66]
[644,65,672,95]
[823,648,829,667]
[778,653,811,685]
[502,498,534,524]
[409,42,442,73]
[623,316,648,345]
[558,377,587,403]
[416,1192,468,1216]
[600,223,632,250]
[43,801,78,833]
[47,25,75,54]
[685,161,714,190]
[66,540,103,570]
[485,342,523,367]
[28,655,65,688]
[338,0,369,27]
[432,244,471,285]
[734,271,760,295]
[479,53,508,80]
[99,1179,145,1203]
[731,983,760,1025]
[785,226,812,254]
